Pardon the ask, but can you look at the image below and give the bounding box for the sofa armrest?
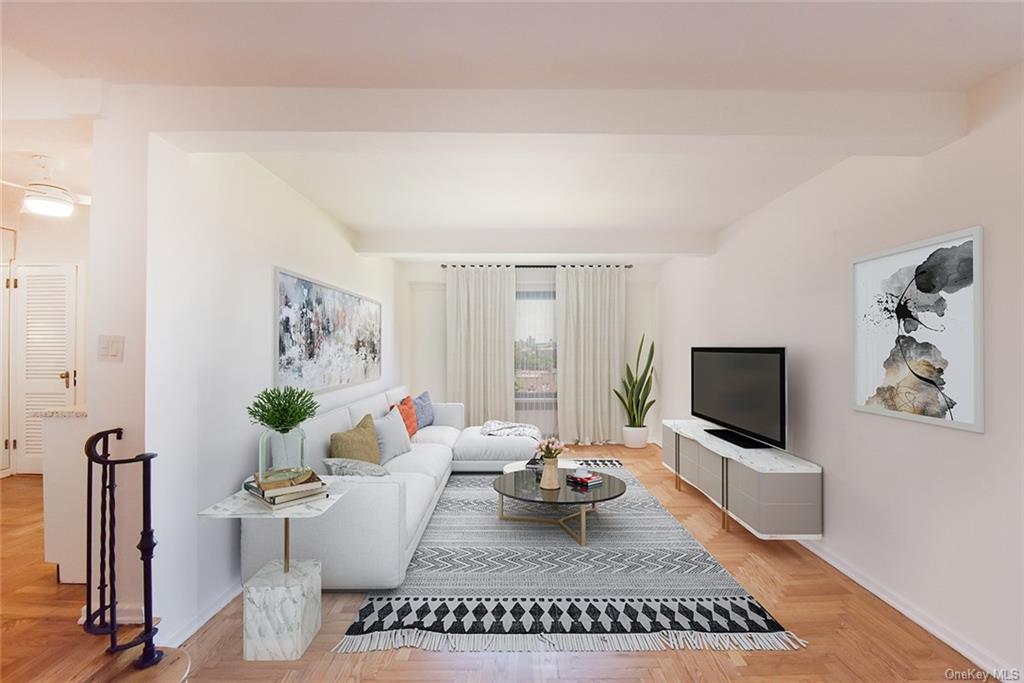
[432,402,465,430]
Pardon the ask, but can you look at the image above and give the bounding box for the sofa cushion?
[412,391,434,429]
[383,444,453,486]
[384,386,411,405]
[453,426,539,462]
[374,408,412,465]
[391,472,435,547]
[411,425,460,449]
[393,396,418,437]
[346,393,389,424]
[329,414,381,464]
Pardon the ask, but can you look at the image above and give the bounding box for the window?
[514,268,557,437]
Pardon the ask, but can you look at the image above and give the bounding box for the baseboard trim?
[159,583,243,648]
[799,540,1013,677]
[658,460,1013,675]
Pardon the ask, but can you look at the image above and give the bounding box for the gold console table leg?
[674,434,681,491]
[283,518,290,572]
[721,458,730,531]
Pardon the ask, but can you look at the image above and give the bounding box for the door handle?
[59,370,70,389]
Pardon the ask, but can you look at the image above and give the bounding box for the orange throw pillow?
[393,396,418,437]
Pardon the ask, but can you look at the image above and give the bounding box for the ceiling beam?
[354,228,716,257]
[137,87,966,153]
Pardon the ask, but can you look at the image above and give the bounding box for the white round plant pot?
[622,426,648,449]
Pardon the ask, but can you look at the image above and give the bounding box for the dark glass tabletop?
[492,468,627,505]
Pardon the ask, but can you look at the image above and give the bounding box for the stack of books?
[244,469,327,510]
[567,471,603,489]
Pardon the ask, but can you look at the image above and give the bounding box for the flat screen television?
[691,347,786,450]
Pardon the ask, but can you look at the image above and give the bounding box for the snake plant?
[613,335,656,428]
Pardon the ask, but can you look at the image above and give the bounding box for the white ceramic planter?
[622,426,648,449]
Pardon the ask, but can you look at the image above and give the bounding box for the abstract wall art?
[852,227,983,432]
[276,269,381,392]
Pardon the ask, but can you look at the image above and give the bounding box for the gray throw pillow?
[373,408,412,465]
[413,391,434,429]
[323,458,388,477]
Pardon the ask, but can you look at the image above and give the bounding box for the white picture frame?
[274,268,382,393]
[851,226,983,432]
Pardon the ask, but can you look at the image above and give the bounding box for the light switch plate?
[98,335,125,362]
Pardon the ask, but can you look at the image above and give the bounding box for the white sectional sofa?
[240,385,537,589]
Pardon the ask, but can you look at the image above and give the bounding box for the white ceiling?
[3,3,1018,253]
[3,2,1021,90]
[250,133,844,234]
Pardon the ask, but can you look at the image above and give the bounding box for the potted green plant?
[248,386,319,482]
[535,437,568,490]
[614,335,655,449]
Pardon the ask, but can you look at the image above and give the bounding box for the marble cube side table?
[199,482,347,661]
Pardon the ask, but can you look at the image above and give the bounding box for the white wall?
[146,147,398,644]
[657,256,713,422]
[1,194,90,261]
[658,66,1023,672]
[396,261,661,441]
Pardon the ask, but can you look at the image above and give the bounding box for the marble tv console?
[662,419,822,540]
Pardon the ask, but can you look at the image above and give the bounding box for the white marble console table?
[663,420,822,540]
[199,483,347,660]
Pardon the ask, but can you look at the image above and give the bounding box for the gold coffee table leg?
[578,505,587,545]
[555,503,593,545]
[498,498,595,546]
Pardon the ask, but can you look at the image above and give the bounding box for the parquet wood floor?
[1,475,188,682]
[1,446,980,681]
[181,445,979,682]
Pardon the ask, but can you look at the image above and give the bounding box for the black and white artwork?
[853,227,982,432]
[276,269,381,392]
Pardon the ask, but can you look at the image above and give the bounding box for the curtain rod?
[440,264,632,269]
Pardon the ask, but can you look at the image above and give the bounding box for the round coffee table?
[492,468,626,546]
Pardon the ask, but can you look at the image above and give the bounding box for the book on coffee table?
[567,472,603,488]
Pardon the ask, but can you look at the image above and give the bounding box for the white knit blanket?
[480,420,542,441]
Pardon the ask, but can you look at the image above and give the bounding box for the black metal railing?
[83,428,163,669]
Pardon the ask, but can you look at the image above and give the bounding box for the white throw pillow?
[374,408,412,465]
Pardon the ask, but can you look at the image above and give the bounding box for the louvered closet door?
[12,264,78,474]
[0,263,10,474]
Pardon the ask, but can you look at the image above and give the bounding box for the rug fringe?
[332,629,807,654]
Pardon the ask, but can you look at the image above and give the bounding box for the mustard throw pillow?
[329,414,381,464]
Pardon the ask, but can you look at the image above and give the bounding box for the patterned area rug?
[336,466,805,653]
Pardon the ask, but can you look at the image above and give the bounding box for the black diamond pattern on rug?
[346,596,784,638]
[338,468,802,653]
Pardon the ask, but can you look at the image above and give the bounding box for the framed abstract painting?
[852,227,983,432]
[275,268,382,393]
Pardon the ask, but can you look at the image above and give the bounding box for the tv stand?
[704,428,767,449]
[663,420,822,540]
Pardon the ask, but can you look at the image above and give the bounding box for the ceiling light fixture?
[0,155,88,219]
[22,183,76,218]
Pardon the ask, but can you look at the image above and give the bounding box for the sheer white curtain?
[555,266,626,444]
[445,266,516,425]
